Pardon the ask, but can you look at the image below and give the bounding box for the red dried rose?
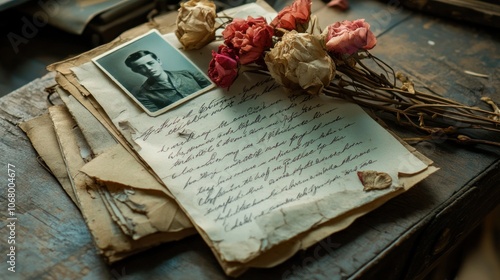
[222,16,274,65]
[323,19,377,55]
[270,0,311,32]
[208,45,239,89]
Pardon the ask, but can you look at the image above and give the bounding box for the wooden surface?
[1,0,499,279]
[401,0,500,29]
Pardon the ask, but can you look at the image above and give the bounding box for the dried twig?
[322,51,500,147]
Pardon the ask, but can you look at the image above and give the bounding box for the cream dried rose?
[264,31,335,95]
[175,0,216,50]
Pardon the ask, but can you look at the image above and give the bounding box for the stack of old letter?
[20,1,437,276]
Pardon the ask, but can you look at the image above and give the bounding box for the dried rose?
[323,19,377,55]
[175,0,216,50]
[222,16,274,65]
[208,45,239,89]
[264,31,335,95]
[270,0,312,33]
[326,0,350,11]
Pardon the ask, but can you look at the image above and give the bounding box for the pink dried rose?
[175,0,217,50]
[323,19,377,55]
[264,31,335,95]
[270,0,312,32]
[208,45,239,89]
[222,16,274,65]
[326,0,350,11]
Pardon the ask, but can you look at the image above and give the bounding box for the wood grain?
[1,1,499,279]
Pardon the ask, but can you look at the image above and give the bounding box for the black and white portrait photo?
[93,30,214,116]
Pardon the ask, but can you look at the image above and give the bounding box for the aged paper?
[55,86,194,239]
[58,2,435,275]
[19,113,78,205]
[20,108,192,261]
[45,105,195,262]
[72,31,429,272]
[125,75,429,264]
[80,143,194,233]
[57,88,117,156]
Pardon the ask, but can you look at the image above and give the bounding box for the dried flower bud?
[481,96,500,121]
[175,0,216,50]
[396,72,415,94]
[264,31,335,95]
[457,135,471,143]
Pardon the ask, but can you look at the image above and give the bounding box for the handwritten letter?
[72,26,429,264]
[127,72,428,262]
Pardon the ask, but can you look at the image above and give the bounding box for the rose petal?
[357,170,392,191]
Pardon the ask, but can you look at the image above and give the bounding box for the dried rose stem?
[322,52,500,147]
[325,83,500,130]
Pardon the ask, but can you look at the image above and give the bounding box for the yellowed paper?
[55,86,194,240]
[57,87,117,155]
[80,143,194,233]
[80,144,171,194]
[103,182,193,233]
[46,1,436,275]
[69,3,432,274]
[48,105,195,262]
[18,114,78,205]
[125,77,429,263]
[52,67,193,243]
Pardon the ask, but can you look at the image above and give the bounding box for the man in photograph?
[125,50,211,112]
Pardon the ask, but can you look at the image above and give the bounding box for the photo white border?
[92,29,214,117]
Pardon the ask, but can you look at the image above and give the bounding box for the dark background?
[0,0,283,97]
[0,6,89,97]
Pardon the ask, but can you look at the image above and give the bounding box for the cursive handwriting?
[143,77,382,234]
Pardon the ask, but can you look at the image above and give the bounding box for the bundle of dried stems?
[321,52,500,147]
[211,3,499,148]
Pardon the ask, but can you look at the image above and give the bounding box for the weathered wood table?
[1,0,499,279]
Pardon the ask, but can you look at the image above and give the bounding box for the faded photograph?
[93,30,213,116]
